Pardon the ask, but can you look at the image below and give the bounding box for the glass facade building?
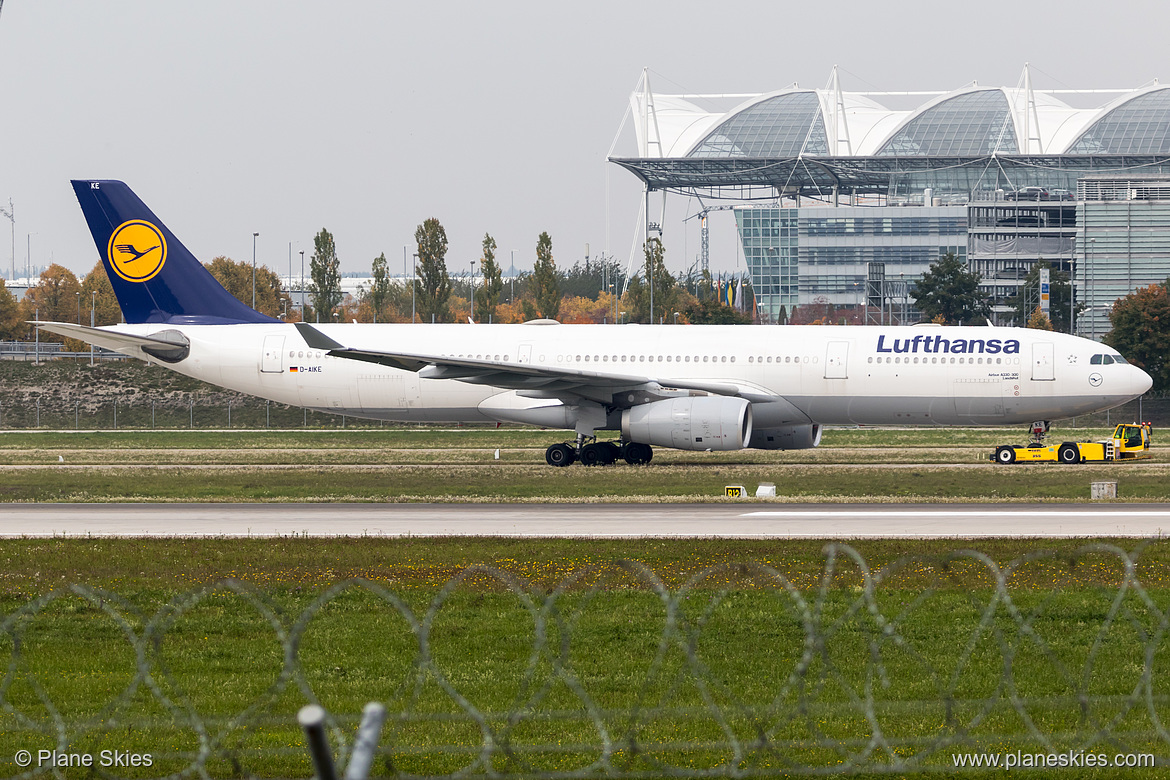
[736,206,968,322]
[616,79,1170,336]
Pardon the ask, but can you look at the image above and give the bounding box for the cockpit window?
[1111,354,1128,364]
[1090,354,1119,365]
[1090,354,1103,365]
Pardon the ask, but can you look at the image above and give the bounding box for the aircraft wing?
[296,323,776,406]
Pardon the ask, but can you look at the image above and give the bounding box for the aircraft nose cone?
[1131,364,1153,396]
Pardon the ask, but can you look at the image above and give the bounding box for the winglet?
[295,323,346,351]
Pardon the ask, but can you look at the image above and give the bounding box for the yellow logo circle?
[107,220,168,282]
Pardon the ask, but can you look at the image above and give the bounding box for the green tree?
[1106,280,1170,393]
[626,238,680,323]
[205,256,290,318]
[531,231,560,320]
[369,252,391,321]
[1007,262,1080,332]
[80,260,122,326]
[682,295,754,324]
[415,218,451,323]
[475,233,503,323]
[0,278,21,339]
[910,252,990,325]
[310,228,342,321]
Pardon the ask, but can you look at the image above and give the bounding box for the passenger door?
[1031,342,1054,381]
[824,341,849,379]
[261,335,285,373]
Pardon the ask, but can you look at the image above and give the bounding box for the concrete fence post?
[297,702,386,780]
[297,705,337,780]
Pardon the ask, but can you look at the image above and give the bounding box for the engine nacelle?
[622,396,752,451]
[748,424,822,450]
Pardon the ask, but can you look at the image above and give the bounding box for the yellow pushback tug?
[991,422,1153,464]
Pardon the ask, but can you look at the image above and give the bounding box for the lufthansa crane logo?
[107,220,168,282]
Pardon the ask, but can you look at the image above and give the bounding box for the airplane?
[35,180,1153,467]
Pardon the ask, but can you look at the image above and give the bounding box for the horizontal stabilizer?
[32,321,190,362]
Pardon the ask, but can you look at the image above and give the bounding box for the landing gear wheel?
[1057,443,1081,464]
[994,446,1016,464]
[580,443,607,467]
[623,442,653,465]
[601,441,621,464]
[546,443,576,467]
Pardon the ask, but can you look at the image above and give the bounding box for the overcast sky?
[0,0,1166,285]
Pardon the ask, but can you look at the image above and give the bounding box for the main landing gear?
[544,435,653,467]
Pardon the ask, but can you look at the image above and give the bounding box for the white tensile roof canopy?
[628,67,1170,159]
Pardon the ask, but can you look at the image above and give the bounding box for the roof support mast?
[1021,62,1044,154]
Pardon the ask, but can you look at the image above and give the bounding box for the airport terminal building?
[611,69,1170,336]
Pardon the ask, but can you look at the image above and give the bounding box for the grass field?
[0,427,1166,502]
[2,537,1169,778]
[2,431,1169,777]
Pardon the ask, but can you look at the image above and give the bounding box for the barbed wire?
[3,544,1169,777]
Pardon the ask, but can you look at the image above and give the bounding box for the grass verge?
[2,537,1168,778]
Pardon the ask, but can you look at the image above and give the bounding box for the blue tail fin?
[71,180,277,324]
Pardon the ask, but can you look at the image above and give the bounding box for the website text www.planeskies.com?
[953,750,1155,770]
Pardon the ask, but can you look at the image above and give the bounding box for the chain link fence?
[0,397,384,430]
[3,544,1169,777]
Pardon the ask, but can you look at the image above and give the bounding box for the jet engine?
[748,424,822,450]
[622,396,752,451]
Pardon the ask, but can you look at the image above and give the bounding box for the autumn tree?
[310,228,343,321]
[1106,280,1170,393]
[911,252,990,325]
[206,256,290,318]
[1026,306,1054,331]
[0,278,21,339]
[475,233,504,323]
[21,264,81,323]
[80,260,122,326]
[415,218,452,323]
[369,252,391,321]
[530,231,560,320]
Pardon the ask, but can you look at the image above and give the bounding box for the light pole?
[90,291,95,366]
[673,311,680,324]
[299,250,305,320]
[76,291,80,325]
[252,232,259,310]
[1088,237,1097,340]
[510,250,516,303]
[411,253,419,323]
[0,199,13,283]
[470,260,476,322]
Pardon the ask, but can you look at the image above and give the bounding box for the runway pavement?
[2,502,1169,538]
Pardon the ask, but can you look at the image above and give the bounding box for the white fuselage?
[105,322,1150,430]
